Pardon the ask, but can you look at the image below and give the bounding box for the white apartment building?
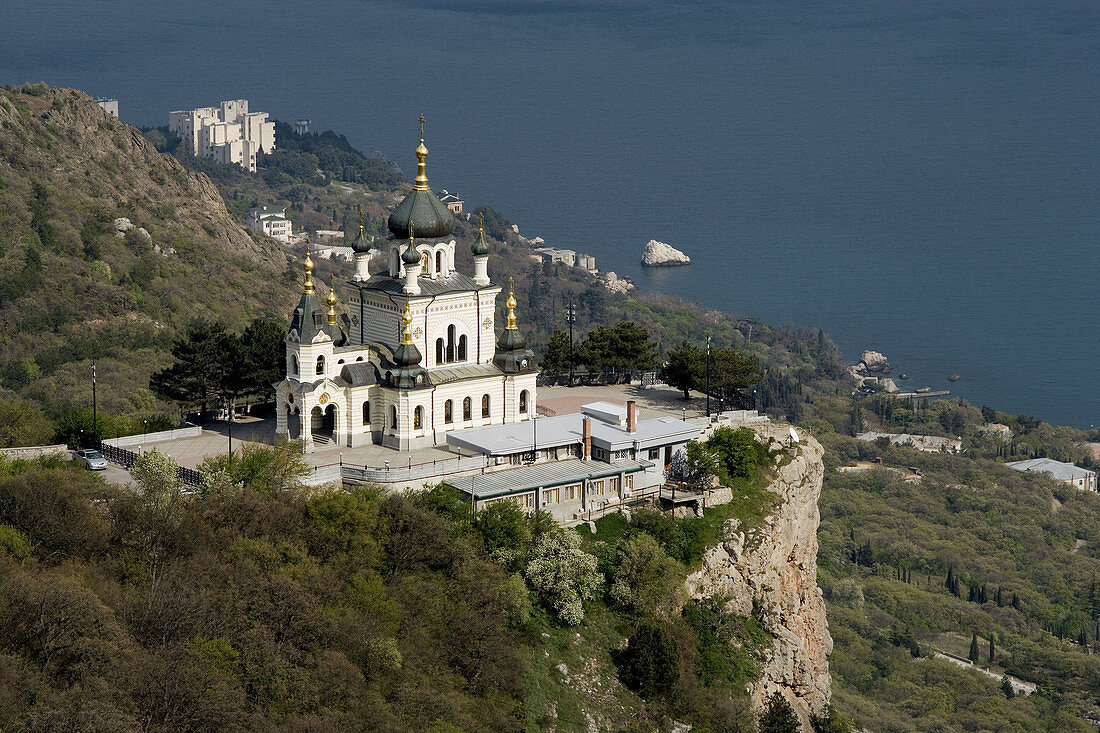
[246,206,293,243]
[168,99,275,172]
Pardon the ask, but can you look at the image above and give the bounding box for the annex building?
[274,123,537,452]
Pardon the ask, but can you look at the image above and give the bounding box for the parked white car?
[73,449,108,470]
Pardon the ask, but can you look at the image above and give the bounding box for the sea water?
[2,0,1096,426]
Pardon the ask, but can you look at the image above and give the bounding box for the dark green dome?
[472,223,490,256]
[401,243,422,266]
[388,189,454,239]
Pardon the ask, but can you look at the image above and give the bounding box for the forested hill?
[0,85,295,417]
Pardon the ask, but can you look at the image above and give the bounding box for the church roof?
[335,362,379,388]
[349,271,491,297]
[430,362,504,384]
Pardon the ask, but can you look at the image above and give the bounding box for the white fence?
[104,424,202,448]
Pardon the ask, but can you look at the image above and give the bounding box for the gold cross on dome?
[419,115,425,139]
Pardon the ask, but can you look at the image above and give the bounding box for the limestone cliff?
[686,424,832,730]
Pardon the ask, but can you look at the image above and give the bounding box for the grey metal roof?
[351,271,487,297]
[446,413,701,456]
[1006,458,1095,481]
[445,458,654,500]
[336,362,378,387]
[431,362,503,383]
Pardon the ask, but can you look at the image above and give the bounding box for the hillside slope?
[0,85,294,417]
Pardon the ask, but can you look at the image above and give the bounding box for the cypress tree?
[989,634,996,663]
[946,568,954,591]
[968,633,979,664]
[1012,593,1021,610]
[1002,676,1015,698]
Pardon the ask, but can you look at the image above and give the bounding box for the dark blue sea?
[2,1,1097,427]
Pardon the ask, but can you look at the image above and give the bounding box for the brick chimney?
[627,400,637,433]
[583,417,591,460]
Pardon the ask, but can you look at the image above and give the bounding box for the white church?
[275,123,538,452]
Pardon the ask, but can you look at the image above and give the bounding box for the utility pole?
[705,336,712,418]
[566,301,577,387]
[91,363,98,446]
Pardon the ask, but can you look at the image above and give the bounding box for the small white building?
[1006,458,1097,492]
[95,97,119,118]
[313,230,345,245]
[438,189,464,213]
[246,206,293,243]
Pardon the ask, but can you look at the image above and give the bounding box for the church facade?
[274,125,538,452]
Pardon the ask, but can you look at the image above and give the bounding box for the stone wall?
[685,424,832,730]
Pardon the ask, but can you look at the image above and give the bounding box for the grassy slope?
[0,85,295,417]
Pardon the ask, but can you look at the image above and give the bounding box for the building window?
[420,252,429,273]
[436,338,445,364]
[390,406,398,429]
[481,394,490,418]
[291,354,299,376]
[520,493,534,509]
[564,483,579,500]
[648,448,660,460]
[458,334,467,361]
[446,324,456,362]
[436,250,443,274]
[591,480,604,496]
[463,397,472,421]
[362,401,370,425]
[316,355,325,375]
[625,475,634,490]
[544,488,559,505]
[519,390,529,414]
[444,399,453,424]
[414,406,423,430]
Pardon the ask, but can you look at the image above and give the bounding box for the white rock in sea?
[641,239,691,267]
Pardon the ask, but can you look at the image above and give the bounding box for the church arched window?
[291,354,299,376]
[463,397,472,421]
[390,405,398,429]
[436,338,445,365]
[446,324,456,363]
[435,250,443,275]
[421,252,429,273]
[316,355,325,375]
[481,394,490,418]
[519,390,529,414]
[444,399,453,424]
[458,335,468,361]
[362,401,370,425]
[414,406,423,430]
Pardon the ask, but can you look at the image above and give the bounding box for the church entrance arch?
[287,405,300,439]
[311,404,337,444]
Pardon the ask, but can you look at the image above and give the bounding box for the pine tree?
[758,692,800,733]
[1002,676,1015,698]
[989,634,996,663]
[968,633,979,664]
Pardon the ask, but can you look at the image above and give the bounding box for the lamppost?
[566,301,577,387]
[705,336,712,418]
[143,419,148,444]
[226,400,233,462]
[91,363,98,446]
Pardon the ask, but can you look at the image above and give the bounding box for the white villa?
[246,205,293,243]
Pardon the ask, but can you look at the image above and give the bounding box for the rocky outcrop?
[641,239,691,266]
[686,424,831,730]
[601,271,635,294]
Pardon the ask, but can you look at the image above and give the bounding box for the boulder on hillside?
[641,239,691,267]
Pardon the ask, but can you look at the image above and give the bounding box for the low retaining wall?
[0,444,69,460]
[104,424,201,448]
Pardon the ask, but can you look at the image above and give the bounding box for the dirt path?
[1051,496,1063,514]
[1072,539,1086,554]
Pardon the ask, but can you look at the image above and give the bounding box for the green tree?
[1002,676,1015,698]
[524,529,600,625]
[707,426,768,482]
[759,692,800,733]
[579,321,657,372]
[539,330,573,376]
[968,632,979,664]
[0,398,53,448]
[472,205,511,240]
[620,620,680,698]
[989,633,996,664]
[150,320,231,416]
[609,533,685,617]
[664,340,701,398]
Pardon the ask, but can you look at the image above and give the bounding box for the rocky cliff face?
[686,424,832,730]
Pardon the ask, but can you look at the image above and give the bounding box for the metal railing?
[303,454,490,486]
[96,442,205,488]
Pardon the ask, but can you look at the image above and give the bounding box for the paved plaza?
[129,383,709,475]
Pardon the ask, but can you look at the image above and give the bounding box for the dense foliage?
[817,434,1100,730]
